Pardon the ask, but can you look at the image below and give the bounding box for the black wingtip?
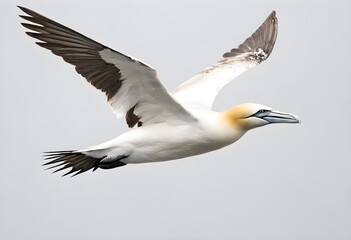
[268,10,277,24]
[18,6,33,16]
[222,10,278,60]
[18,6,36,15]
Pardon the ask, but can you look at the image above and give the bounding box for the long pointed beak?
[263,110,300,124]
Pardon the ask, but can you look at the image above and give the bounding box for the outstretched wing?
[173,11,278,110]
[19,6,196,128]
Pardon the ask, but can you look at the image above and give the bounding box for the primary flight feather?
[19,6,300,176]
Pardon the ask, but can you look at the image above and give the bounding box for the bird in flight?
[19,6,300,176]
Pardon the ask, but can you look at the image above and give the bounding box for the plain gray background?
[1,0,350,239]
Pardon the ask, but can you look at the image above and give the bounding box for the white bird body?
[86,109,242,164]
[19,7,300,176]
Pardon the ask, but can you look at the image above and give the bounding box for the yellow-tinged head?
[221,103,300,131]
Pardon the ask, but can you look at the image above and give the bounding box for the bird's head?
[221,103,300,131]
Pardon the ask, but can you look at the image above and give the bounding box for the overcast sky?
[1,0,350,239]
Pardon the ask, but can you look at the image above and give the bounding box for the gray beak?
[263,110,300,124]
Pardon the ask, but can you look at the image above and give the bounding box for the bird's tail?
[43,150,127,177]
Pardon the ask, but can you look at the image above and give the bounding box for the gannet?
[19,7,300,176]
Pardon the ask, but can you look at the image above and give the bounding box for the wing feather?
[174,11,278,110]
[19,6,196,127]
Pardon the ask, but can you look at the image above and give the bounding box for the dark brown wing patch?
[125,105,142,128]
[19,6,124,101]
[223,11,278,61]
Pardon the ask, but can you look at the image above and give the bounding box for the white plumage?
[19,7,300,176]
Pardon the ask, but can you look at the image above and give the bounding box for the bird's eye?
[253,109,270,116]
[247,109,270,118]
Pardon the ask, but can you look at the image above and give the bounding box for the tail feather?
[43,151,102,177]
